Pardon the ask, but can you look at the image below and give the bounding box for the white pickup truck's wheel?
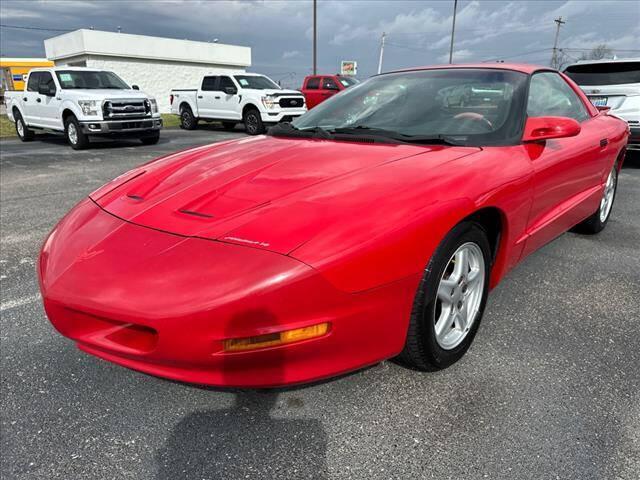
[64,116,89,150]
[14,112,35,141]
[180,106,198,130]
[243,108,264,135]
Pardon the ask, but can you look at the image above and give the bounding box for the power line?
[0,24,72,32]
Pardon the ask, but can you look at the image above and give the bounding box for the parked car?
[170,73,306,135]
[301,74,359,108]
[39,64,628,387]
[564,59,639,150]
[5,67,162,149]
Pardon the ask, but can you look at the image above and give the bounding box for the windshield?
[55,70,130,90]
[338,76,359,87]
[564,62,640,86]
[292,68,528,146]
[234,75,280,90]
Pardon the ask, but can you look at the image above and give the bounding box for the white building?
[45,29,251,112]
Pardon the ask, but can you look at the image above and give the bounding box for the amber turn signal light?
[223,322,330,352]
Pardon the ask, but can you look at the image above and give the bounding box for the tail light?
[170,94,174,105]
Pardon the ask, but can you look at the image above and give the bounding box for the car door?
[522,71,614,258]
[213,76,241,119]
[37,71,63,130]
[303,77,322,108]
[319,77,340,104]
[198,76,218,119]
[22,72,42,125]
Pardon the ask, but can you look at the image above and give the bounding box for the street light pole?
[448,0,458,64]
[313,0,317,75]
[377,32,386,74]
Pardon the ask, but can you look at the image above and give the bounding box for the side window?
[39,72,55,92]
[27,72,41,92]
[219,76,235,91]
[527,72,590,122]
[306,77,320,90]
[201,76,218,91]
[322,77,338,90]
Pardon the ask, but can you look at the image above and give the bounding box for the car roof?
[384,63,552,75]
[564,58,640,69]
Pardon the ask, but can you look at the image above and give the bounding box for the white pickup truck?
[5,67,163,149]
[170,72,306,135]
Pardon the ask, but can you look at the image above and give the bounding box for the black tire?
[14,111,35,142]
[180,105,198,130]
[64,115,89,150]
[572,166,618,234]
[397,221,492,370]
[243,108,264,135]
[140,132,160,145]
[222,121,237,131]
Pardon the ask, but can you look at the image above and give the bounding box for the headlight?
[261,95,278,109]
[149,98,158,114]
[77,100,99,116]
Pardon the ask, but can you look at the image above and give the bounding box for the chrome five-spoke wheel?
[599,167,617,223]
[434,242,485,350]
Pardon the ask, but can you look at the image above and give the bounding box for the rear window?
[564,62,640,86]
[306,77,320,89]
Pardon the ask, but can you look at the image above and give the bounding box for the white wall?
[46,29,251,68]
[56,55,246,113]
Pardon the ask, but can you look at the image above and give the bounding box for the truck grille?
[103,99,151,119]
[279,97,305,109]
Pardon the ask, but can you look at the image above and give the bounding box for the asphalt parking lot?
[1,129,639,480]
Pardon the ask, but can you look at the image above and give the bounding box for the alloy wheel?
[599,167,617,223]
[434,242,485,350]
[67,123,78,145]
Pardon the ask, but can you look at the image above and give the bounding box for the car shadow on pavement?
[33,134,171,149]
[155,309,328,480]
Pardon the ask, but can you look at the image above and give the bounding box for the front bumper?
[80,117,163,135]
[628,126,640,150]
[261,109,307,123]
[39,199,414,387]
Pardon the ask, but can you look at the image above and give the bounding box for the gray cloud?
[0,0,638,88]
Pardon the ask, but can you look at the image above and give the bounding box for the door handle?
[36,98,41,103]
[214,96,221,99]
[599,138,609,148]
[23,97,27,101]
[197,95,203,99]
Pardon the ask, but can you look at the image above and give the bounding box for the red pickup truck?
[301,75,359,108]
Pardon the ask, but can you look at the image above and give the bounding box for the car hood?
[61,89,153,100]
[92,135,479,254]
[260,89,303,96]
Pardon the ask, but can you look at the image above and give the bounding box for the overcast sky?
[1,0,638,86]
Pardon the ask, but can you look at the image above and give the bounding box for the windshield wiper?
[331,126,461,146]
[268,122,332,139]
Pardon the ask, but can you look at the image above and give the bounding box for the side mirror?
[522,116,581,142]
[224,86,238,95]
[132,85,140,90]
[38,83,56,96]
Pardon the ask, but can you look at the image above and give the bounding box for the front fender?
[60,100,85,121]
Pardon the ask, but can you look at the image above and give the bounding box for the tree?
[580,44,613,61]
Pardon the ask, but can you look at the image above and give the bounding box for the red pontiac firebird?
[39,64,628,387]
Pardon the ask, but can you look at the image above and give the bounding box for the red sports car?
[39,64,629,387]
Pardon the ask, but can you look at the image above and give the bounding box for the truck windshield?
[291,68,528,146]
[338,76,359,87]
[234,75,280,90]
[564,62,640,86]
[55,70,130,90]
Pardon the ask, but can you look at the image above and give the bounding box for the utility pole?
[313,0,317,75]
[448,0,458,64]
[550,16,566,69]
[377,32,386,74]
